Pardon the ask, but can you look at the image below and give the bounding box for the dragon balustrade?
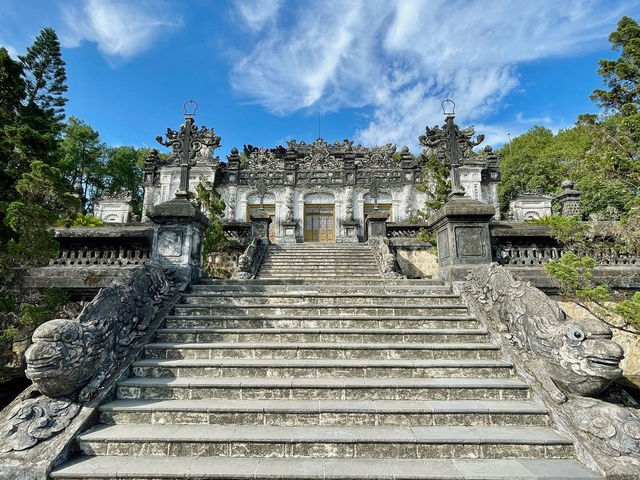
[0,266,185,464]
[461,263,640,478]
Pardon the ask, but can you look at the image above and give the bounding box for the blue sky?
[2,0,640,156]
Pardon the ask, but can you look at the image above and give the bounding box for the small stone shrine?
[508,191,553,221]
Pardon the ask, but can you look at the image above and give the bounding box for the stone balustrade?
[50,247,150,266]
[222,222,251,244]
[386,222,429,238]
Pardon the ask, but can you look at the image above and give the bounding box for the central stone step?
[256,244,381,280]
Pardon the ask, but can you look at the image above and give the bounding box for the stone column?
[250,209,272,240]
[557,180,582,218]
[429,192,495,282]
[366,210,389,240]
[148,197,210,283]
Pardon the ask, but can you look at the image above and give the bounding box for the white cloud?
[228,0,637,150]
[516,113,552,125]
[1,42,18,58]
[233,0,282,31]
[61,0,182,60]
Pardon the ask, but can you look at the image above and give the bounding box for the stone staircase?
[257,244,380,280]
[51,254,599,478]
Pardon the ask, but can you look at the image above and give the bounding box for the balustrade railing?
[223,222,251,242]
[50,248,150,266]
[386,223,429,239]
[492,241,640,267]
[492,244,563,266]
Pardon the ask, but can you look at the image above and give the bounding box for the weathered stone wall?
[390,239,438,278]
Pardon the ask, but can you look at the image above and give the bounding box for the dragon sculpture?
[0,266,184,452]
[466,263,624,401]
[463,263,640,476]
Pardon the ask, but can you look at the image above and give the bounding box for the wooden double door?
[304,204,335,242]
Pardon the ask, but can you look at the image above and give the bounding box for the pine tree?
[591,16,640,115]
[19,27,68,128]
[0,48,25,126]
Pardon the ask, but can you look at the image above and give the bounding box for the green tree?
[4,161,80,265]
[196,175,227,277]
[19,27,67,129]
[497,126,571,212]
[103,146,144,212]
[417,154,451,215]
[591,16,640,115]
[0,48,26,243]
[59,116,106,211]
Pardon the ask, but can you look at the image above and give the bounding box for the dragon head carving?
[24,318,104,398]
[542,317,624,396]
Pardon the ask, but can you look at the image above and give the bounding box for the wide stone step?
[50,456,602,480]
[267,253,373,257]
[143,342,501,360]
[99,399,550,427]
[194,279,445,287]
[256,275,383,280]
[258,267,379,273]
[164,314,479,329]
[189,286,449,295]
[155,327,491,344]
[172,304,469,317]
[131,358,513,378]
[180,293,464,306]
[76,424,573,459]
[117,377,531,401]
[262,259,376,264]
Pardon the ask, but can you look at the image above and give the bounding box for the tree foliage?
[591,16,640,115]
[19,27,67,128]
[60,116,106,210]
[417,154,451,216]
[196,175,227,277]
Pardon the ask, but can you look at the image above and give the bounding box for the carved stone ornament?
[419,117,484,168]
[0,396,80,453]
[284,187,295,222]
[241,138,403,173]
[0,266,185,452]
[156,118,221,167]
[465,263,624,398]
[461,264,640,477]
[569,397,640,458]
[232,238,268,280]
[368,237,405,279]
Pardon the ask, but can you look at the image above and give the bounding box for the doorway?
[304,204,335,242]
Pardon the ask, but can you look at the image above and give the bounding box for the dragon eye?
[60,328,77,343]
[567,328,585,342]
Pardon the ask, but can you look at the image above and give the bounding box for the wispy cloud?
[228,0,636,150]
[0,42,18,58]
[233,0,282,31]
[516,112,552,124]
[61,0,182,60]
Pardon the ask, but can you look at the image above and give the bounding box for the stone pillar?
[280,221,298,243]
[250,209,272,240]
[148,197,210,282]
[341,220,359,243]
[366,210,388,239]
[557,180,582,218]
[429,192,495,282]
